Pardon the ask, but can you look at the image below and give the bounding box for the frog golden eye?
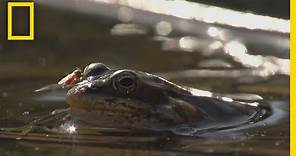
[83,63,110,78]
[113,72,138,95]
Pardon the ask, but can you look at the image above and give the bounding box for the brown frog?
[64,63,269,132]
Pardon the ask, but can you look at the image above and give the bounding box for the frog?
[62,62,269,134]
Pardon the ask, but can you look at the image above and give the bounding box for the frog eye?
[113,71,138,96]
[83,63,110,78]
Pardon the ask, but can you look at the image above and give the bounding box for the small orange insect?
[58,68,82,88]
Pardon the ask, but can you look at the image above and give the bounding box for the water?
[0,1,289,156]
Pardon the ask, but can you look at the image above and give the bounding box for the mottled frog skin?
[66,63,269,132]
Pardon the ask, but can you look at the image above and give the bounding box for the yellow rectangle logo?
[7,2,34,40]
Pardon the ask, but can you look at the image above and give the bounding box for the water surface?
[0,1,289,156]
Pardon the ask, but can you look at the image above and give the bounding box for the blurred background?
[0,0,290,156]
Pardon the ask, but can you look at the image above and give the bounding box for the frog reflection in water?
[61,63,269,134]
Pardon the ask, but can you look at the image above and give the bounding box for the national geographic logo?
[7,1,34,40]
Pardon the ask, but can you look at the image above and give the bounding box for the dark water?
[0,1,290,156]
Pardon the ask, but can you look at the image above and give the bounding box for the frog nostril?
[119,77,134,88]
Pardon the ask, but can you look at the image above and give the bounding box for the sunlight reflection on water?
[92,0,289,32]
